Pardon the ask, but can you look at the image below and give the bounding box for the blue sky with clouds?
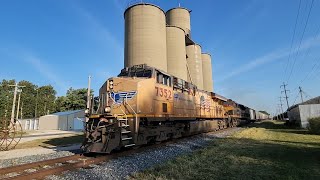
[1,0,320,115]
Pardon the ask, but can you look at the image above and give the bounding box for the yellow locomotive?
[83,64,238,153]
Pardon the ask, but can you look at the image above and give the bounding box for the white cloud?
[1,47,69,92]
[23,53,69,91]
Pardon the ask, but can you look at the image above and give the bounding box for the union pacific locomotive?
[81,3,269,154]
[82,65,260,153]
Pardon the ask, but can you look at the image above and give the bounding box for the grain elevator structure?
[124,3,214,92]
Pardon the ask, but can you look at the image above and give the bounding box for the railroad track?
[0,128,236,180]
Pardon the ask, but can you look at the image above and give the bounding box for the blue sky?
[1,0,320,115]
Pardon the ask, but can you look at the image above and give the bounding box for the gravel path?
[45,128,242,180]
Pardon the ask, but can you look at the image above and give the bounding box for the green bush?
[308,117,320,134]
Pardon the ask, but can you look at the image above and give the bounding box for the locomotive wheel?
[0,120,23,151]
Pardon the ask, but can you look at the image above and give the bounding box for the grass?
[132,120,320,180]
[15,134,84,149]
[308,117,320,134]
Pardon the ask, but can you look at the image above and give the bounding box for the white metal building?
[38,110,85,131]
[18,119,39,130]
[288,96,320,128]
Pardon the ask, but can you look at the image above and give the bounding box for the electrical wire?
[283,0,302,81]
[287,0,315,83]
[292,94,300,106]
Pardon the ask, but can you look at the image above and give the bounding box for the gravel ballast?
[0,151,77,168]
[45,128,242,180]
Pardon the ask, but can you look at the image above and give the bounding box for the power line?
[287,0,315,83]
[283,0,302,81]
[298,58,320,84]
[294,23,320,86]
[292,94,300,105]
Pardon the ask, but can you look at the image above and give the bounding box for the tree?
[36,85,56,117]
[54,96,66,112]
[1,78,92,118]
[0,79,15,119]
[0,79,59,119]
[62,88,92,111]
[18,80,37,118]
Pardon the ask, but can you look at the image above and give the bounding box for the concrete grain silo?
[201,53,213,92]
[166,7,191,37]
[124,4,167,72]
[186,44,203,89]
[166,26,188,81]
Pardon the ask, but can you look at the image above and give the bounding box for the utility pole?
[16,89,22,119]
[35,88,39,119]
[86,75,92,113]
[9,83,25,124]
[279,97,285,120]
[277,104,282,120]
[21,102,23,119]
[299,86,304,103]
[280,82,290,109]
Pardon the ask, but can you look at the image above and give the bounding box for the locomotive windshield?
[118,67,152,78]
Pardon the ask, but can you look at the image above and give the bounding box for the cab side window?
[156,71,171,86]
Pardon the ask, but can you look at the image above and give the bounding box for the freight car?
[82,65,239,153]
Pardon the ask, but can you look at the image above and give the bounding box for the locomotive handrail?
[124,94,138,142]
[124,94,137,118]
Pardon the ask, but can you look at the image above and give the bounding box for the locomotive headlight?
[109,80,114,89]
[109,119,114,124]
[104,106,111,113]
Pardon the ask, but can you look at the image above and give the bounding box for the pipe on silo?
[201,53,213,92]
[124,4,167,72]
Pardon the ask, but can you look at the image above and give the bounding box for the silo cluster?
[124,3,214,92]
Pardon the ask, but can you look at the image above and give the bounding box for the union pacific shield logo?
[110,91,137,104]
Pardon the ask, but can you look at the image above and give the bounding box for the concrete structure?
[186,44,203,89]
[166,26,188,81]
[201,53,213,92]
[166,7,191,37]
[38,110,85,131]
[124,4,167,72]
[288,96,320,128]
